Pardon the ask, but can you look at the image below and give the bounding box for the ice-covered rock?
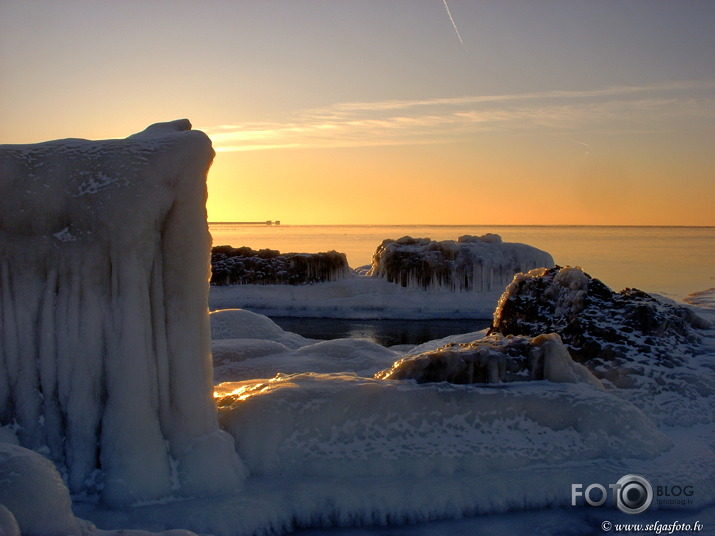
[367,234,554,292]
[211,245,351,285]
[490,266,715,424]
[0,120,246,506]
[491,266,705,370]
[376,332,602,389]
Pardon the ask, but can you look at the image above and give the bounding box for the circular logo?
[615,474,653,514]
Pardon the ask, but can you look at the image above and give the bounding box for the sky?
[1,0,714,225]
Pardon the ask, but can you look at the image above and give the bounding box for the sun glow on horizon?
[2,2,713,226]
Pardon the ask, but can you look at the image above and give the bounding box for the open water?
[209,224,715,344]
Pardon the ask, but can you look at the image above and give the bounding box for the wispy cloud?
[201,81,715,152]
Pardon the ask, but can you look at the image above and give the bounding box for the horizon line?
[208,222,715,228]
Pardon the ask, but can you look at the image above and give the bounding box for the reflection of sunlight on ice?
[214,376,293,400]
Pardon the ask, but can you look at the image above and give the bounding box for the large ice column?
[0,120,246,506]
[367,234,554,292]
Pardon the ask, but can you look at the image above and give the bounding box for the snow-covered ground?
[76,289,715,536]
[210,275,505,319]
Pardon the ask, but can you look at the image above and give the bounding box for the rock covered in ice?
[490,266,715,424]
[376,332,602,389]
[211,245,351,285]
[367,234,554,292]
[0,120,246,506]
[491,266,704,368]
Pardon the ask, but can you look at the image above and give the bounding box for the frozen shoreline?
[78,288,715,535]
[209,274,504,319]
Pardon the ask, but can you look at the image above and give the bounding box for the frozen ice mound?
[0,443,89,536]
[217,372,670,479]
[0,120,246,507]
[367,234,554,292]
[210,308,312,348]
[212,337,401,384]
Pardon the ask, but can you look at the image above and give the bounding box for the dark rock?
[488,266,706,372]
[211,245,350,285]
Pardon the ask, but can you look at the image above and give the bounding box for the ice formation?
[2,122,714,535]
[376,332,602,388]
[211,308,312,348]
[211,245,351,285]
[79,304,715,535]
[0,120,246,507]
[216,373,670,484]
[367,234,554,292]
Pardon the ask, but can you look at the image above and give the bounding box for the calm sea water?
[209,224,715,301]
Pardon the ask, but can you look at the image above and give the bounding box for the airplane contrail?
[442,0,465,49]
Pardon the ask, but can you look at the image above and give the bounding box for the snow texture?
[209,275,506,319]
[0,443,88,536]
[211,246,351,285]
[0,120,246,507]
[80,303,715,535]
[211,308,312,348]
[212,337,400,384]
[491,266,715,425]
[367,234,554,292]
[376,332,603,389]
[217,374,669,479]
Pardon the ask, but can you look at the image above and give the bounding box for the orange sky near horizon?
[1,1,713,226]
[206,125,715,226]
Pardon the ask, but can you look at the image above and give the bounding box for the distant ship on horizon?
[209,220,280,225]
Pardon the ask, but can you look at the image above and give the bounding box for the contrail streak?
[442,0,465,49]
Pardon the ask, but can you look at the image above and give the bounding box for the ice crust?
[209,276,506,319]
[217,374,669,479]
[0,121,246,507]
